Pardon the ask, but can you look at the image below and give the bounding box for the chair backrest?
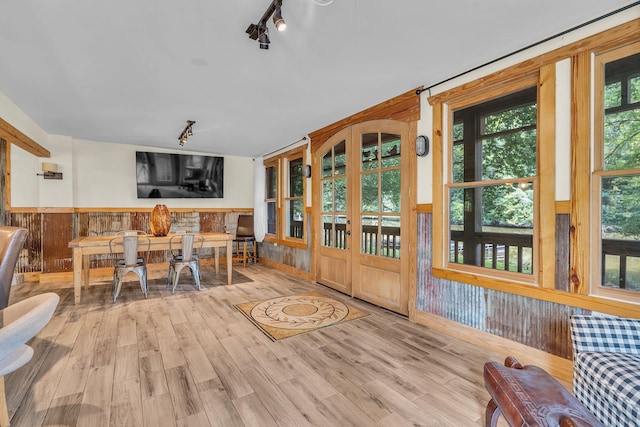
[0,227,28,310]
[170,233,203,262]
[110,235,150,267]
[236,215,254,237]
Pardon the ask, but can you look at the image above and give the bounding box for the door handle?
[346,230,351,236]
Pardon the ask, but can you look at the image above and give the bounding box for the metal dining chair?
[167,233,204,293]
[109,234,151,302]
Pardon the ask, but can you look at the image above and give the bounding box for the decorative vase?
[150,204,171,236]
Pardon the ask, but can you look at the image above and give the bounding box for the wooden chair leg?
[485,398,500,427]
[0,376,10,427]
[242,242,247,267]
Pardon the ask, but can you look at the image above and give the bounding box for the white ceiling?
[0,0,636,157]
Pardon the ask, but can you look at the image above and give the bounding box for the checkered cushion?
[574,352,640,427]
[571,315,640,426]
[571,315,640,355]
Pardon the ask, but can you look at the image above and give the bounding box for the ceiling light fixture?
[246,0,285,50]
[178,120,195,146]
[272,3,286,31]
[258,26,270,50]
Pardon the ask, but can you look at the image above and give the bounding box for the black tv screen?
[136,151,223,198]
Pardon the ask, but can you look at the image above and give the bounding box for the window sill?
[431,267,640,317]
[263,235,307,250]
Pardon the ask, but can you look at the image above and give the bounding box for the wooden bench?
[483,356,604,427]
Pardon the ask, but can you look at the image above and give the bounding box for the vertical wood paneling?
[556,214,571,292]
[10,212,42,273]
[42,213,73,273]
[11,209,245,274]
[417,212,589,360]
[200,212,225,233]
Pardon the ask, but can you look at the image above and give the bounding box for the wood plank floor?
[5,264,513,427]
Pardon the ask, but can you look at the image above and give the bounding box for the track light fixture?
[246,0,285,50]
[178,120,195,146]
[258,26,270,49]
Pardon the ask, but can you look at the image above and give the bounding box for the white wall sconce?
[37,162,63,179]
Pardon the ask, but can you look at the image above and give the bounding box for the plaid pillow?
[570,315,640,355]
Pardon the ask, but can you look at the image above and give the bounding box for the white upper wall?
[5,92,254,208]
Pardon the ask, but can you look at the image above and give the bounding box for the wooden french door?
[314,120,410,315]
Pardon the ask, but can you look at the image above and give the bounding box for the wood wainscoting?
[9,207,252,279]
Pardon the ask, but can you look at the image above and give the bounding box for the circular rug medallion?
[250,294,349,330]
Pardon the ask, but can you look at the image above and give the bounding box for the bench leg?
[485,399,501,427]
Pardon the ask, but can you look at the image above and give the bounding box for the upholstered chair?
[0,292,59,426]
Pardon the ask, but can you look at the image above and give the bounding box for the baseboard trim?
[415,310,573,383]
[258,258,313,281]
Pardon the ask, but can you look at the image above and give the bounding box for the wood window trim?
[263,146,308,248]
[309,88,421,154]
[589,41,640,304]
[432,70,557,291]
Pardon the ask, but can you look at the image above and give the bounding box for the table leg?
[226,240,232,285]
[73,247,82,305]
[214,247,220,275]
[82,255,90,288]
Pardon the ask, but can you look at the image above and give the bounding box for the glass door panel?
[321,140,347,250]
[360,132,401,259]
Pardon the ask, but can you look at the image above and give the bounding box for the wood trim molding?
[258,257,313,281]
[556,200,571,214]
[0,118,50,157]
[415,311,573,382]
[427,18,640,106]
[309,87,421,153]
[432,266,640,318]
[538,63,556,289]
[416,203,432,213]
[570,51,592,296]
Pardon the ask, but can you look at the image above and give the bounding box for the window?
[286,158,304,239]
[263,146,307,247]
[449,88,537,277]
[265,163,277,235]
[593,45,640,300]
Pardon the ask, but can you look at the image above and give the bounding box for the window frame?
[263,145,308,248]
[591,41,640,303]
[431,71,556,290]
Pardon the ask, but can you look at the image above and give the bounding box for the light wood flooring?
[5,264,511,427]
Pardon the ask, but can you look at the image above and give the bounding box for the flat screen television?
[136,151,224,198]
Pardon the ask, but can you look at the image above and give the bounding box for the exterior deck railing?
[450,230,533,274]
[322,222,400,258]
[601,238,640,290]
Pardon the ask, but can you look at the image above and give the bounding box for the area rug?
[235,291,368,341]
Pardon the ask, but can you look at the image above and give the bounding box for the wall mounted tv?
[136,151,223,199]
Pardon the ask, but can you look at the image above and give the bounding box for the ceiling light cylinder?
[273,5,286,31]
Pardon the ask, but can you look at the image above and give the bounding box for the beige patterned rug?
[235,291,369,341]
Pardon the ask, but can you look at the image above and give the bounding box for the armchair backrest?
[570,315,640,355]
[0,227,28,310]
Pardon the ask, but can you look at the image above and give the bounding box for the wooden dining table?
[68,232,234,304]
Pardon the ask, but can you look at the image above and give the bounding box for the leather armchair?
[0,227,28,310]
